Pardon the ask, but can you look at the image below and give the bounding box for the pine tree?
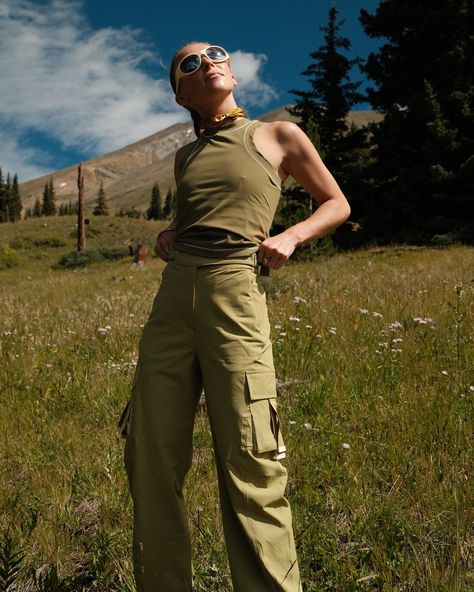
[146,183,162,220]
[359,0,474,243]
[93,181,109,216]
[33,198,42,217]
[289,5,364,175]
[41,176,56,216]
[0,168,5,223]
[163,187,171,219]
[163,187,177,219]
[9,175,22,221]
[2,173,12,222]
[285,5,368,247]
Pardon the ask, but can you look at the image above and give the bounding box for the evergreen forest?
[280,0,473,248]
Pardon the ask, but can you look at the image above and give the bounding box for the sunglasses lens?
[180,54,201,74]
[205,46,228,62]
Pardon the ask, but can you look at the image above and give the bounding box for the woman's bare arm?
[256,122,351,269]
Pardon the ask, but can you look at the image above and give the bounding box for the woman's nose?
[201,55,215,69]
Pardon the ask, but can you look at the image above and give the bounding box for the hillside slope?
[19,107,382,214]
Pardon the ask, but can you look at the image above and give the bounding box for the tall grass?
[0,218,473,591]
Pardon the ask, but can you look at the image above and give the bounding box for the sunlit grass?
[1,217,473,591]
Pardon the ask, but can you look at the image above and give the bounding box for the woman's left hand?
[257,231,298,270]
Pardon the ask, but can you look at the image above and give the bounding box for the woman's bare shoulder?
[259,120,303,141]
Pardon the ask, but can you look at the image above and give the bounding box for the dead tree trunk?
[77,163,85,252]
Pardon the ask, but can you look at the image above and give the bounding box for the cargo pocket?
[245,370,286,460]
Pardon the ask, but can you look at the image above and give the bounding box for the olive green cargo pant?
[118,249,301,592]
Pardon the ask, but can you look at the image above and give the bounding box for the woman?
[118,42,350,592]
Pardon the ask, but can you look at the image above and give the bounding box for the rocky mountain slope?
[19,107,382,214]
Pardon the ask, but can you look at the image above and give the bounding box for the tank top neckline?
[201,117,253,138]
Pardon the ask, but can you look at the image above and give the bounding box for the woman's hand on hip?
[154,229,176,262]
[257,231,298,270]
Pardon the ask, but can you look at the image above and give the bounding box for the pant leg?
[123,260,202,592]
[196,261,302,592]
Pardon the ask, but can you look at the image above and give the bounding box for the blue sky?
[0,0,381,182]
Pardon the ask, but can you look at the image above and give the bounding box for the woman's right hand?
[154,229,176,262]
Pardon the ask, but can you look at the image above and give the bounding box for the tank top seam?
[179,136,206,179]
[244,121,282,188]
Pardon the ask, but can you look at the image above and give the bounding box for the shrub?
[0,244,20,269]
[430,233,461,247]
[10,237,67,250]
[57,248,129,269]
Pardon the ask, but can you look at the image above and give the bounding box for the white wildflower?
[372,311,383,318]
[413,316,434,325]
[328,327,337,334]
[289,316,301,322]
[358,308,369,314]
[342,442,350,450]
[293,296,307,304]
[304,422,312,430]
[441,370,449,376]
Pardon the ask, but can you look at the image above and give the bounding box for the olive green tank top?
[173,117,282,257]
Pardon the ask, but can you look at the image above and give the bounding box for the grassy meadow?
[0,216,473,591]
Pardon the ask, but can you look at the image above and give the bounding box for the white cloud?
[0,131,51,181]
[0,1,278,181]
[230,50,279,106]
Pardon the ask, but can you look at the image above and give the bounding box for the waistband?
[169,247,270,276]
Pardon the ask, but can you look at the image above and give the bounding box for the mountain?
[19,106,382,214]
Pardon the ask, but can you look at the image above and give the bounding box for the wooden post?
[133,244,148,266]
[77,163,85,252]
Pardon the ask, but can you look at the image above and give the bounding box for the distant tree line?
[115,183,177,219]
[19,177,176,221]
[279,1,473,248]
[0,168,22,222]
[146,184,176,220]
[23,177,59,218]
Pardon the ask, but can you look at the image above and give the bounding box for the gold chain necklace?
[202,107,246,128]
